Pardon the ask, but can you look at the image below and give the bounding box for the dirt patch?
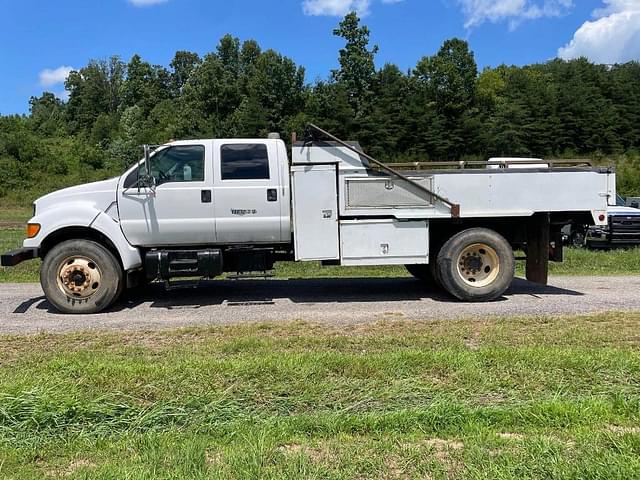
[278,443,331,463]
[464,322,484,350]
[607,425,640,435]
[205,449,223,467]
[497,432,525,441]
[45,459,96,477]
[0,221,25,229]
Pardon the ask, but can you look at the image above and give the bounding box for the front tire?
[436,228,514,302]
[41,239,123,314]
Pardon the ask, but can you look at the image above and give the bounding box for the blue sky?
[1,0,639,114]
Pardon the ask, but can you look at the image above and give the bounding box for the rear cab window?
[220,144,270,180]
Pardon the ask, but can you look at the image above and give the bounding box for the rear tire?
[436,228,514,302]
[41,239,123,314]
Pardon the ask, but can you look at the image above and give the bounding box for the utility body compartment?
[291,150,431,266]
[340,219,429,266]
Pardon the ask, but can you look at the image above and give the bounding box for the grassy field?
[0,313,639,478]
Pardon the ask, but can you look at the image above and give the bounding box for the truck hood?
[34,177,120,215]
[608,206,640,217]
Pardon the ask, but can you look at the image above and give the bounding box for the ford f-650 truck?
[1,125,615,314]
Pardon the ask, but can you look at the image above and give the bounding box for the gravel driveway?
[0,276,639,335]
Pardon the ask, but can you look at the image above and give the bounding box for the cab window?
[151,145,205,185]
[221,144,269,180]
[122,145,205,188]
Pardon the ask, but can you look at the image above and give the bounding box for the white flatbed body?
[290,142,613,266]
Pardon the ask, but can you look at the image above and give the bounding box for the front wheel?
[436,228,515,302]
[41,239,123,314]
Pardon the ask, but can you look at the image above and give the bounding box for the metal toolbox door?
[292,165,339,261]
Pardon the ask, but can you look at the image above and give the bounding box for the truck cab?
[118,139,291,247]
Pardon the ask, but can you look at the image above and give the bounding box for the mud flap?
[526,213,550,285]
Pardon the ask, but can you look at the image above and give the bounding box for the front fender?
[23,202,142,270]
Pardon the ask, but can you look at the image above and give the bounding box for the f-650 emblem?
[231,209,258,216]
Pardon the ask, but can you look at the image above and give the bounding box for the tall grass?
[0,314,639,478]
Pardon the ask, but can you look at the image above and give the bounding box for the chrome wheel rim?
[56,256,102,299]
[456,243,500,288]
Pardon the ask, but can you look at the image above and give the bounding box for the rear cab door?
[212,139,287,244]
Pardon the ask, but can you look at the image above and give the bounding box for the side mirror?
[144,144,151,176]
[137,144,156,193]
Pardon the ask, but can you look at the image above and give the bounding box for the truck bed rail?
[373,159,593,171]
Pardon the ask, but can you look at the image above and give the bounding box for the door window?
[151,145,205,185]
[221,144,270,180]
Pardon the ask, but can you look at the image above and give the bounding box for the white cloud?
[558,0,640,63]
[128,0,169,6]
[39,66,74,87]
[55,90,70,102]
[302,0,402,17]
[455,0,574,29]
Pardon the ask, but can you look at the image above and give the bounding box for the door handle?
[201,190,212,203]
[267,189,277,202]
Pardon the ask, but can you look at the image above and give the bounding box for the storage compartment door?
[340,219,428,266]
[292,165,339,261]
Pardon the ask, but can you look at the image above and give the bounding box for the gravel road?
[0,276,639,335]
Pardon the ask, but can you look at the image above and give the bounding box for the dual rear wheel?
[406,228,515,302]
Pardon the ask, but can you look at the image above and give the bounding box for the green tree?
[332,12,378,116]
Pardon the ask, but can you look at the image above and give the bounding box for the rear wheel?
[436,228,514,302]
[41,239,123,314]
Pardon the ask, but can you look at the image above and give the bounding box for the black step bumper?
[1,248,38,267]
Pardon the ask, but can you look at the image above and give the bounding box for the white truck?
[1,125,615,314]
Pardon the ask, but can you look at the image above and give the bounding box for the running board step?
[145,249,223,280]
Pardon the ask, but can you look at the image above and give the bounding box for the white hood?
[34,177,120,215]
[608,206,640,216]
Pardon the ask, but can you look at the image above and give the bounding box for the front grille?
[610,215,640,233]
[609,214,640,244]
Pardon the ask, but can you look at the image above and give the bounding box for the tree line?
[1,12,639,203]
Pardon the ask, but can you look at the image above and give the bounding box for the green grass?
[0,228,40,282]
[0,312,639,478]
[0,206,32,224]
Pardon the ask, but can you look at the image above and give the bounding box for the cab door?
[212,140,283,244]
[118,142,215,247]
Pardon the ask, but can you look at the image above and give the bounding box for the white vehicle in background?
[585,195,640,249]
[1,125,615,314]
[625,197,640,209]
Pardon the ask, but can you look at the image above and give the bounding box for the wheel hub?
[57,256,102,299]
[456,243,500,288]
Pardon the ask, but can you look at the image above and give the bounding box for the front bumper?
[1,248,38,267]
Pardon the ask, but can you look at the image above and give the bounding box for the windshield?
[616,194,626,206]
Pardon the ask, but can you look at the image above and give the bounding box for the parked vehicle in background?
[626,197,640,209]
[586,203,640,249]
